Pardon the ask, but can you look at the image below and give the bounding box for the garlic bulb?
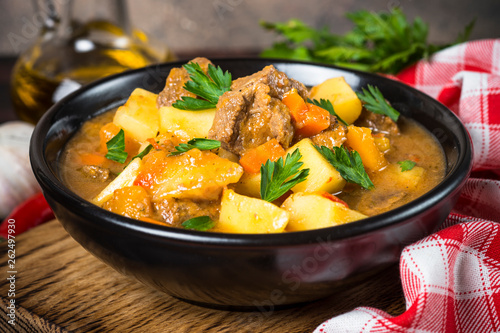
[0,121,41,218]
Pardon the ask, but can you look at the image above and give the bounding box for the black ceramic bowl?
[30,59,472,309]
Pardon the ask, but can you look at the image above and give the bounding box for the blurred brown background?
[1,0,498,57]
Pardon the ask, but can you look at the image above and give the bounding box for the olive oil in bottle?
[10,1,174,124]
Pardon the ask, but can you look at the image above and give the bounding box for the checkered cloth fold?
[315,39,500,333]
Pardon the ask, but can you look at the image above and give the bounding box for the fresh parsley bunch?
[260,8,474,74]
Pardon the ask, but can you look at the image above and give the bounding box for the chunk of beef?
[156,57,213,108]
[154,197,219,227]
[208,65,307,156]
[311,116,347,149]
[231,65,309,100]
[355,108,400,135]
[81,165,110,182]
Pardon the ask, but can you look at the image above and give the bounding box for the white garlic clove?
[0,121,41,218]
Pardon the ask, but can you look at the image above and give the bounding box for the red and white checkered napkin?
[314,39,500,333]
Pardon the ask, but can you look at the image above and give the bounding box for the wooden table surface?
[0,220,406,333]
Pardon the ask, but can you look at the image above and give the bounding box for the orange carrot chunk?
[301,103,331,137]
[282,89,330,137]
[79,153,107,166]
[140,217,166,226]
[133,150,169,188]
[283,88,308,116]
[99,122,141,157]
[147,138,163,150]
[239,139,286,173]
[346,125,388,172]
[102,185,153,220]
[99,122,121,154]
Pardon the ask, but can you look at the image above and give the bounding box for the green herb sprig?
[260,149,309,202]
[170,138,221,156]
[307,98,349,126]
[105,129,128,163]
[260,8,474,74]
[182,216,215,231]
[315,145,374,190]
[398,160,416,172]
[357,85,400,122]
[133,144,153,160]
[172,62,232,110]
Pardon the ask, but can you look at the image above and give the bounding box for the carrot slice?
[282,89,330,137]
[283,88,308,117]
[301,103,331,137]
[99,122,121,153]
[147,138,162,150]
[79,152,107,166]
[346,125,388,172]
[239,139,286,173]
[140,217,166,226]
[98,122,141,158]
[133,150,169,188]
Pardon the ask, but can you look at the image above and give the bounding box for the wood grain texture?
[0,220,405,332]
[0,297,69,333]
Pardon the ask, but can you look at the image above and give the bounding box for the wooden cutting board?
[0,220,405,332]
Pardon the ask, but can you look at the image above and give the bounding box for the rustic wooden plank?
[0,220,405,332]
[0,297,70,333]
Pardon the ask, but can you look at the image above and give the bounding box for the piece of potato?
[286,138,346,194]
[102,186,153,220]
[385,163,425,191]
[281,192,367,231]
[309,77,362,124]
[373,135,391,153]
[218,147,239,163]
[234,172,262,198]
[139,149,243,201]
[92,158,143,206]
[113,88,160,143]
[217,189,289,234]
[159,106,216,139]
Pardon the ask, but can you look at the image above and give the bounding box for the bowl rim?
[30,57,473,247]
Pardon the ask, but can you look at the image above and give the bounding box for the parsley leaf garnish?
[398,160,416,172]
[307,98,349,126]
[182,216,215,231]
[260,149,309,202]
[357,85,400,122]
[315,145,374,190]
[105,129,128,163]
[170,138,221,156]
[126,144,154,166]
[172,62,232,110]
